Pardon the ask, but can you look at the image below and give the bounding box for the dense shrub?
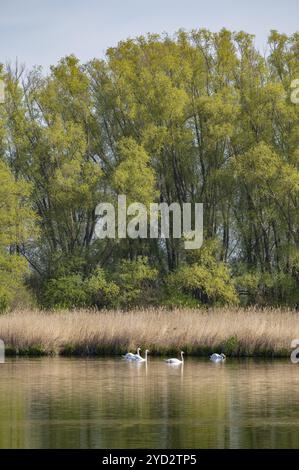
[43,269,119,309]
[235,269,299,307]
[114,256,158,307]
[165,242,238,307]
[42,257,157,309]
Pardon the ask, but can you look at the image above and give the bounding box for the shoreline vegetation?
[1,30,299,315]
[0,308,297,358]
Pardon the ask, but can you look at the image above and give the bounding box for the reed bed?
[0,307,298,357]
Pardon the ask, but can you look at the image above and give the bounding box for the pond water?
[0,357,299,448]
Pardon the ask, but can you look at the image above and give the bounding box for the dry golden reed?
[0,307,298,357]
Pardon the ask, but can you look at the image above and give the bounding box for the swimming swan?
[210,353,226,363]
[165,351,184,364]
[135,349,149,362]
[123,347,141,360]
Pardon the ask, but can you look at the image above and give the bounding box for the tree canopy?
[0,29,298,310]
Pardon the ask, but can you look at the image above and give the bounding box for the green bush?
[85,268,119,308]
[235,269,299,307]
[43,268,120,309]
[0,289,9,314]
[43,274,88,309]
[115,256,158,307]
[42,257,159,310]
[165,241,238,306]
[162,291,200,309]
[0,251,30,313]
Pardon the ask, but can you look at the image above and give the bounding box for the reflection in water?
[0,357,299,449]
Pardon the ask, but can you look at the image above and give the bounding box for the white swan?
[123,347,141,360]
[165,351,184,364]
[210,353,226,363]
[135,349,149,362]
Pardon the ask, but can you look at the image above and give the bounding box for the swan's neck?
[181,353,184,362]
[145,351,148,361]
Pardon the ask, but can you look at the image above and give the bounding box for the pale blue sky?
[0,0,298,70]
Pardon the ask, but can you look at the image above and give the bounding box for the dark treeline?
[0,28,298,310]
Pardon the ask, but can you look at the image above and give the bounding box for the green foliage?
[166,241,238,306]
[1,28,299,309]
[0,251,32,312]
[43,268,119,309]
[0,160,36,312]
[162,291,200,309]
[223,336,240,356]
[113,137,158,205]
[43,275,87,309]
[236,269,299,307]
[42,257,157,309]
[115,256,158,306]
[85,268,120,308]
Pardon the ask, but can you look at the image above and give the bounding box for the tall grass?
[0,307,298,357]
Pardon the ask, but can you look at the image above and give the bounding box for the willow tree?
[0,159,36,310]
[1,29,298,307]
[3,57,106,279]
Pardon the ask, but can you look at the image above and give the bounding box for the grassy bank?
[0,307,298,358]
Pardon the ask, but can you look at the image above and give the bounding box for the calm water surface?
[0,357,299,448]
